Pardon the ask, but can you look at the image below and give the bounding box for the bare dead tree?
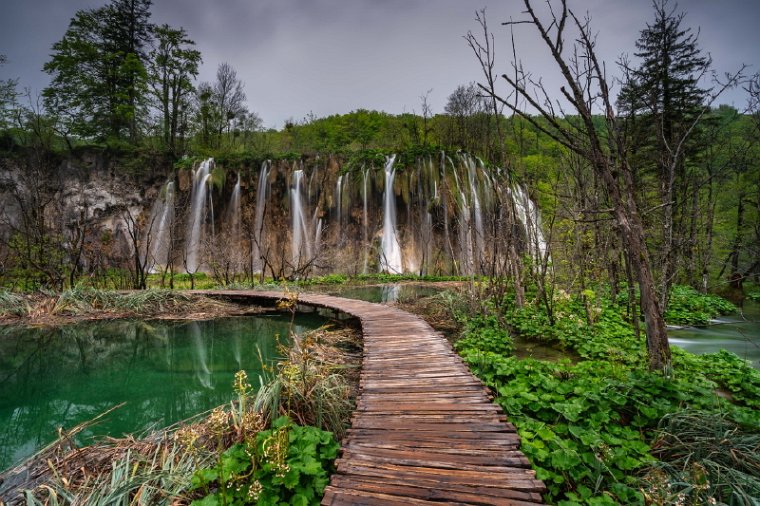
[466,8,506,165]
[469,1,676,371]
[122,207,156,290]
[420,89,434,148]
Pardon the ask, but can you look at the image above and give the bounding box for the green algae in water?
[0,314,326,471]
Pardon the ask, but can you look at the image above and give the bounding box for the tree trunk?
[602,155,672,371]
[701,177,716,292]
[728,191,745,289]
[617,204,671,370]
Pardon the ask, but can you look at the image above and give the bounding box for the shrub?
[454,313,513,356]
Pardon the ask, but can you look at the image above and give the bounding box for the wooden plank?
[196,290,545,505]
[335,462,543,490]
[327,475,543,505]
[339,447,533,469]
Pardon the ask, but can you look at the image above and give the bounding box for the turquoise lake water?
[0,314,325,471]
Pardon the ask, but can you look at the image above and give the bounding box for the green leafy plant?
[454,313,513,356]
[190,416,339,506]
[454,283,760,505]
[664,285,736,325]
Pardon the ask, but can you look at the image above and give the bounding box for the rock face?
[0,151,544,282]
[0,152,167,283]
[148,152,545,279]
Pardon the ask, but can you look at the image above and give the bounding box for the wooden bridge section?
[204,290,545,505]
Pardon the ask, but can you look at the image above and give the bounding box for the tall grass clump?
[276,329,359,437]
[112,290,195,313]
[0,290,28,317]
[24,440,210,506]
[642,410,760,505]
[50,287,224,316]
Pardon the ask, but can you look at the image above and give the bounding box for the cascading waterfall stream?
[186,158,214,272]
[362,166,370,273]
[226,173,242,270]
[228,174,241,235]
[145,152,546,278]
[290,169,312,268]
[147,181,175,269]
[252,161,270,273]
[379,155,403,274]
[335,174,343,227]
[467,157,485,268]
[511,184,548,259]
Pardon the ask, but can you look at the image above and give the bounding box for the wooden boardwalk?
[203,290,545,505]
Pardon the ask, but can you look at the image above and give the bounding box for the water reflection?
[0,314,325,471]
[321,283,443,304]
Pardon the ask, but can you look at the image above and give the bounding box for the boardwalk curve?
[202,290,545,505]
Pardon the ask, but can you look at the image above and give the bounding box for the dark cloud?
[1,0,758,128]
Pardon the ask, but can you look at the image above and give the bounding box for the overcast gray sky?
[1,0,758,128]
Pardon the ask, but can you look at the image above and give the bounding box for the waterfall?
[465,155,485,269]
[142,151,546,278]
[379,155,403,274]
[291,169,312,267]
[439,154,452,268]
[228,173,241,238]
[227,173,242,270]
[421,172,433,276]
[252,161,270,273]
[459,190,473,275]
[335,174,343,246]
[186,158,214,272]
[148,181,175,269]
[314,218,324,258]
[335,174,343,225]
[511,185,548,260]
[362,166,370,273]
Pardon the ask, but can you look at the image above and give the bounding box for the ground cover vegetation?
[443,282,760,505]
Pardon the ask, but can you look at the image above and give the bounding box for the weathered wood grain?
[198,290,545,505]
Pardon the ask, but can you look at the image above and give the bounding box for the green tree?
[105,0,153,140]
[43,0,153,142]
[148,24,201,157]
[618,0,711,306]
[192,63,249,149]
[0,54,20,130]
[193,81,218,148]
